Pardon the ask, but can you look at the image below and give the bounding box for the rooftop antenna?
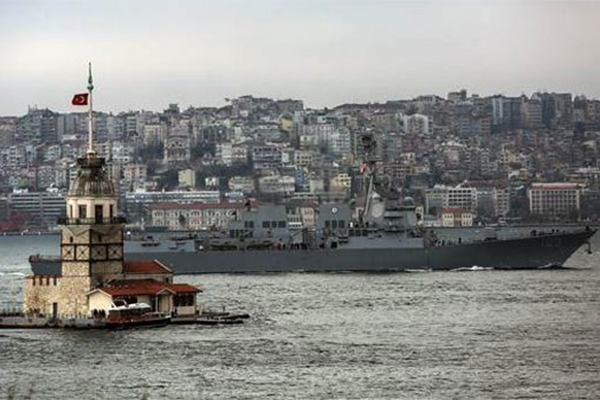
[87,62,95,158]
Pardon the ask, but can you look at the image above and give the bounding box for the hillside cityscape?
[1,90,600,232]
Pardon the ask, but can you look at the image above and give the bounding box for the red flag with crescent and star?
[71,93,89,106]
[359,162,369,175]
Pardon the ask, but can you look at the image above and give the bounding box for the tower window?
[95,205,103,223]
[78,205,87,219]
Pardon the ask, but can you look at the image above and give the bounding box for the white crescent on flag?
[71,93,88,106]
[359,162,368,174]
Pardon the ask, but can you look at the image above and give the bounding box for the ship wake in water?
[451,266,495,272]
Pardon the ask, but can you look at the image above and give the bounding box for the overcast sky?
[1,0,599,115]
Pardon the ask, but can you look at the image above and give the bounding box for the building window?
[174,293,195,307]
[78,205,87,219]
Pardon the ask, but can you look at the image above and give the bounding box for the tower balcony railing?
[57,217,127,225]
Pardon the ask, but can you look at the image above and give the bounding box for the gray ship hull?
[30,230,595,275]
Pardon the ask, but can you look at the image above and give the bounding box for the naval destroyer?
[29,134,596,275]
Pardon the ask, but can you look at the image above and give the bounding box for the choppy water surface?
[1,234,599,399]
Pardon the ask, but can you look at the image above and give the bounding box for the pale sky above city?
[0,0,599,115]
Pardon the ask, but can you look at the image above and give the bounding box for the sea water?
[0,234,599,399]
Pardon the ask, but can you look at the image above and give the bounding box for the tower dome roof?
[68,155,115,197]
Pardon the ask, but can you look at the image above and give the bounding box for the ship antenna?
[364,171,374,217]
[87,62,95,158]
[361,133,377,218]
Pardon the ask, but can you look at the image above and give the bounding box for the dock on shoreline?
[0,311,250,330]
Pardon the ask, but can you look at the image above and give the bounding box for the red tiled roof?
[123,260,172,275]
[95,279,200,297]
[168,283,201,293]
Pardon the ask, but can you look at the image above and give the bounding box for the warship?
[29,134,596,275]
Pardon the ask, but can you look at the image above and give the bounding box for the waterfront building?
[529,183,581,219]
[124,189,220,225]
[148,200,247,230]
[7,189,66,228]
[441,208,474,227]
[425,185,478,215]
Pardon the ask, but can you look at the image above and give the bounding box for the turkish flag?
[359,162,368,175]
[71,93,89,106]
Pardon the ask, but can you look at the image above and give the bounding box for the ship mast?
[361,133,378,220]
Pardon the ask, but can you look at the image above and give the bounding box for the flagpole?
[87,62,95,156]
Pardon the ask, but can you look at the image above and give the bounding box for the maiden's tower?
[18,64,200,326]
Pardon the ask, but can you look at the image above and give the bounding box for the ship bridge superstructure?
[360,132,419,234]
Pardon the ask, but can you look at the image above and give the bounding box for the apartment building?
[425,185,478,215]
[8,189,66,227]
[529,183,581,219]
[441,208,474,227]
[149,201,246,230]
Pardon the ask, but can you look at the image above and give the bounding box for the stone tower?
[57,63,125,316]
[58,152,125,316]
